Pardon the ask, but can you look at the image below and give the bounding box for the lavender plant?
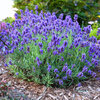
[1,6,100,87]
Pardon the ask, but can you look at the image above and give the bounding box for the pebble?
[0,68,8,75]
[0,63,2,67]
[96,88,100,92]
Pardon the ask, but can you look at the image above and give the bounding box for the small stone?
[0,63,2,67]
[7,81,12,86]
[96,88,100,92]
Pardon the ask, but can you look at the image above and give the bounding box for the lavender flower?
[27,46,30,53]
[74,14,78,21]
[54,68,59,73]
[82,66,88,73]
[35,5,38,10]
[88,70,92,75]
[63,40,68,47]
[66,69,72,76]
[92,72,96,78]
[38,42,43,48]
[36,57,40,61]
[16,72,19,75]
[77,72,83,78]
[77,83,81,87]
[33,66,35,72]
[9,60,12,65]
[60,56,64,61]
[59,79,63,85]
[53,50,58,55]
[71,64,75,69]
[62,76,67,80]
[4,63,8,67]
[56,74,59,78]
[40,49,43,54]
[62,66,68,72]
[47,65,52,72]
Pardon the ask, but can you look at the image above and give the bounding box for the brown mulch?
[0,55,100,100]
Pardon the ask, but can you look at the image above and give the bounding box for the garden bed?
[0,55,100,100]
[0,6,100,99]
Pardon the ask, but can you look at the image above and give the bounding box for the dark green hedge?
[13,0,100,25]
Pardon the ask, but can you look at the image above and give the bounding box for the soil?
[0,54,100,100]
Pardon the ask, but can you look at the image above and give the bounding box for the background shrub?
[89,22,100,40]
[13,0,100,25]
[2,17,15,24]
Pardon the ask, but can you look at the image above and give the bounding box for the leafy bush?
[89,22,100,40]
[1,7,100,88]
[2,17,15,24]
[13,0,100,25]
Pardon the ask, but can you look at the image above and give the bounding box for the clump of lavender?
[1,5,100,87]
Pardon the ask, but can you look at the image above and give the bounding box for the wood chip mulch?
[0,55,100,100]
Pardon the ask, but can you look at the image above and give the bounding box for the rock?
[7,81,12,86]
[0,63,2,67]
[96,88,100,92]
[0,68,8,75]
[0,70,2,75]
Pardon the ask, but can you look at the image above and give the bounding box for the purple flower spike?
[77,83,81,87]
[40,49,43,54]
[63,40,68,47]
[82,53,86,60]
[36,57,40,61]
[97,28,100,35]
[71,64,75,69]
[88,70,92,75]
[62,76,67,80]
[27,46,30,53]
[54,68,59,73]
[97,40,100,44]
[33,66,35,72]
[35,5,38,10]
[47,65,52,72]
[56,74,59,78]
[62,66,68,72]
[74,14,78,21]
[60,56,64,61]
[16,72,19,75]
[53,50,58,55]
[77,72,83,78]
[59,80,63,85]
[82,66,88,73]
[38,42,43,48]
[14,13,18,19]
[92,72,96,78]
[4,63,8,67]
[9,60,12,65]
[66,69,72,76]
[47,47,50,52]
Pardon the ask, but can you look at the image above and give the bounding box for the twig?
[93,94,100,100]
[36,86,47,100]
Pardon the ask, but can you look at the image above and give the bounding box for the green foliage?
[89,22,100,40]
[2,17,15,24]
[13,0,100,25]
